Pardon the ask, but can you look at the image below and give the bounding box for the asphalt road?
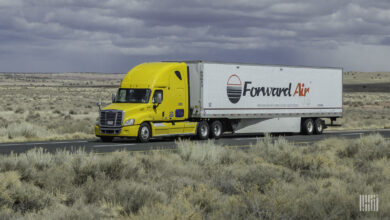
[0,129,389,155]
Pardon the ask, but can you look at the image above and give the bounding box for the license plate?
[107,121,114,125]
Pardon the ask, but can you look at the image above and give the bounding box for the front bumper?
[95,125,140,137]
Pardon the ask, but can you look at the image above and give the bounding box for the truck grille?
[100,110,123,127]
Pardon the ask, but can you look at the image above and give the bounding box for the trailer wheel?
[137,123,152,143]
[314,118,324,135]
[197,121,210,140]
[100,136,114,142]
[302,118,314,135]
[210,121,223,139]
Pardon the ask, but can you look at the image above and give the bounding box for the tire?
[302,118,314,135]
[137,123,152,143]
[314,118,324,135]
[197,121,210,140]
[210,121,223,139]
[100,136,114,142]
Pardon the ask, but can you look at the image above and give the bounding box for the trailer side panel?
[200,62,342,119]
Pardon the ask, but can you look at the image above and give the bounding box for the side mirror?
[97,101,102,111]
[156,97,162,104]
[154,93,162,104]
[112,93,116,103]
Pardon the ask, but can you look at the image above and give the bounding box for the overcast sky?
[1,0,390,73]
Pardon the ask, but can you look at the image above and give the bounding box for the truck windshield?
[115,89,151,103]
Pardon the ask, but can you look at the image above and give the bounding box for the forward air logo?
[226,74,310,104]
[226,74,242,104]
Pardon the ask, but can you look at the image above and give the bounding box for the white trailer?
[187,61,342,136]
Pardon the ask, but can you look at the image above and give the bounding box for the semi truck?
[95,61,342,142]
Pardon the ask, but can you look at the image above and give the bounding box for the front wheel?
[197,121,210,140]
[210,121,223,139]
[137,123,152,143]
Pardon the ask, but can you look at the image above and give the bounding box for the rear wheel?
[138,123,152,143]
[197,121,210,140]
[302,118,314,135]
[210,121,223,139]
[100,136,114,142]
[314,118,324,134]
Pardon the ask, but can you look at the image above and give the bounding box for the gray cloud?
[0,0,390,72]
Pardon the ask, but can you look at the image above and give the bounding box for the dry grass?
[327,92,390,130]
[0,134,388,219]
[0,72,124,87]
[343,71,390,84]
[0,73,122,142]
[334,71,390,129]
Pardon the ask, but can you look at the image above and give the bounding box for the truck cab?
[95,62,197,142]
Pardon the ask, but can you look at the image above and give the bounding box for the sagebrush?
[0,134,389,219]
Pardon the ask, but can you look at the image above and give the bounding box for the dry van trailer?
[186,61,343,136]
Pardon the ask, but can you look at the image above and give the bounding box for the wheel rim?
[307,121,314,133]
[213,124,221,136]
[317,122,323,132]
[141,126,150,139]
[200,124,208,137]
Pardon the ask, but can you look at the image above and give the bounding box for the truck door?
[152,89,167,121]
[152,89,169,135]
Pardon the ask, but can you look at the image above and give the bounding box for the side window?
[118,90,126,102]
[153,90,163,103]
[175,71,182,80]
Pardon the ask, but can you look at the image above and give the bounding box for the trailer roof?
[163,60,343,71]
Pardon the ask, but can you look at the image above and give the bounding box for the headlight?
[123,118,135,126]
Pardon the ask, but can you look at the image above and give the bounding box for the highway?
[0,129,389,155]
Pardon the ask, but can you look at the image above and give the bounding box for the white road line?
[341,133,364,136]
[93,144,136,148]
[0,140,88,147]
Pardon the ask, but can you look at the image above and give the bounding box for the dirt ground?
[343,71,390,84]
